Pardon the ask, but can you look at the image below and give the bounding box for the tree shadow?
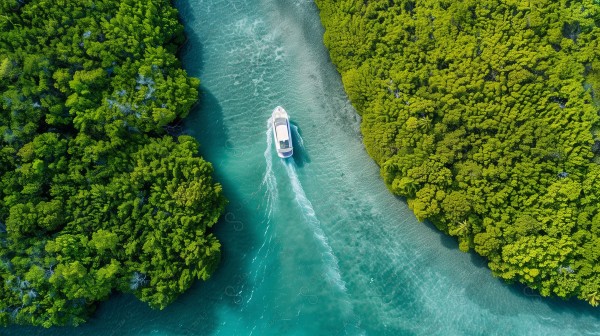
[175,0,228,159]
[174,0,205,77]
[184,88,229,159]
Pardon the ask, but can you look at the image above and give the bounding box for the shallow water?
[5,0,600,335]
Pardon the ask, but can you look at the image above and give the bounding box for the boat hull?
[272,106,293,158]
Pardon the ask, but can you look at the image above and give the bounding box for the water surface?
[4,0,600,335]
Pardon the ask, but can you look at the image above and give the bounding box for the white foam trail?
[282,161,347,292]
[243,119,279,307]
[261,118,278,213]
[281,142,365,334]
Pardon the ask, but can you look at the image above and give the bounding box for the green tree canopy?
[316,0,600,306]
[0,0,225,327]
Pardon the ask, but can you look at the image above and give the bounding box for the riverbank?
[314,0,600,306]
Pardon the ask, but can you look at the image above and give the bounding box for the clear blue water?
[4,0,600,335]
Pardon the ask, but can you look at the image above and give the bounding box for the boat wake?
[259,117,363,334]
[282,160,347,293]
[243,119,279,306]
[262,118,278,214]
[282,160,366,335]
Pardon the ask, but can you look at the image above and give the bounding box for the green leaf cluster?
[0,0,225,327]
[316,0,600,306]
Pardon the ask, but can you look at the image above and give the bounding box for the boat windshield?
[279,140,290,149]
[274,118,288,127]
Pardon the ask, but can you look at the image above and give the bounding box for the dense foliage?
[0,0,225,326]
[316,0,600,306]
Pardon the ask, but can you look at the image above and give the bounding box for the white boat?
[272,106,293,158]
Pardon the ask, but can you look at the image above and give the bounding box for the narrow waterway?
[6,0,600,335]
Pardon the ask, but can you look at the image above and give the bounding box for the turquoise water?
[4,0,600,335]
